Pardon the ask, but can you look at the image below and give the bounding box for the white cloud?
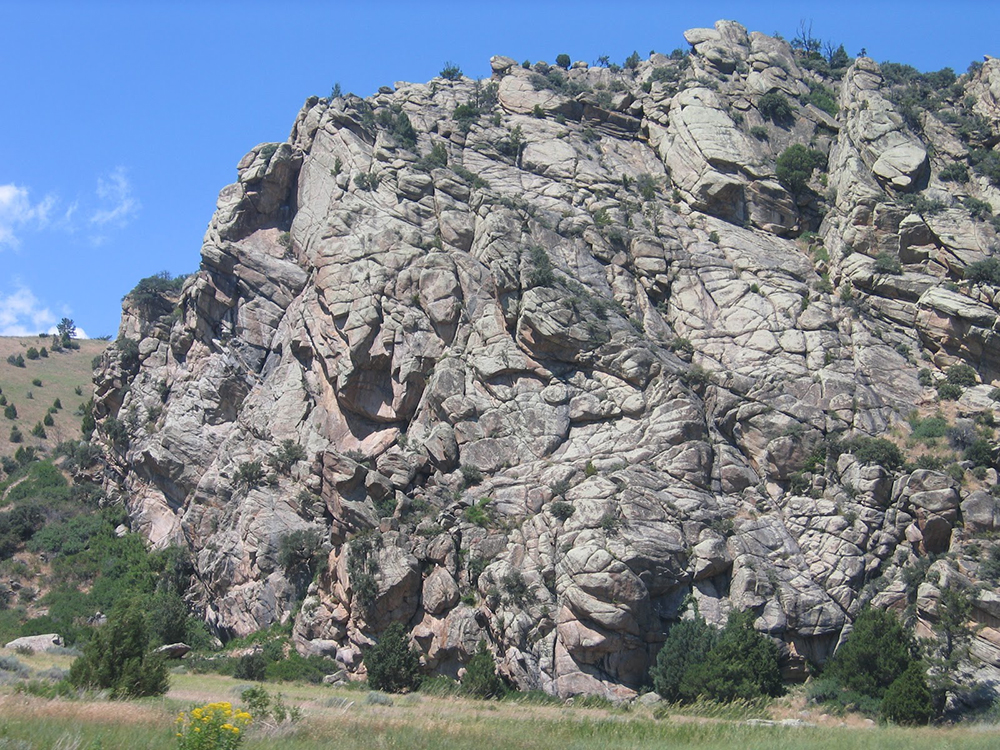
[0,286,56,336]
[90,167,139,227]
[0,184,54,247]
[0,169,138,249]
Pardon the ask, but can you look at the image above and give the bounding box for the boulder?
[5,634,62,652]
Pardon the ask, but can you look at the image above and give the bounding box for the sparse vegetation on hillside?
[0,336,106,457]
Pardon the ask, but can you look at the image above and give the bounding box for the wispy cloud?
[0,184,55,247]
[90,167,139,227]
[0,169,140,250]
[0,285,56,336]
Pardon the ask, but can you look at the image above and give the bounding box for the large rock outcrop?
[94,20,1000,700]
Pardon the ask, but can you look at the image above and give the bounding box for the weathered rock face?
[94,20,1000,699]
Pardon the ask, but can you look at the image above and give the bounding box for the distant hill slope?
[0,336,108,456]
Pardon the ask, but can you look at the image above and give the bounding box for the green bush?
[30,422,46,439]
[453,102,481,131]
[964,197,993,220]
[910,415,948,440]
[651,612,718,702]
[873,252,903,275]
[824,607,914,700]
[946,363,978,386]
[364,622,422,693]
[964,439,993,467]
[549,501,574,520]
[980,545,1000,582]
[25,348,38,360]
[681,609,783,702]
[277,528,324,576]
[146,590,189,645]
[844,436,903,471]
[937,382,962,401]
[234,651,267,681]
[265,650,338,684]
[415,143,448,172]
[463,497,492,528]
[805,82,838,116]
[497,125,526,163]
[234,460,265,492]
[899,193,946,216]
[555,54,571,70]
[68,602,169,698]
[462,641,508,698]
[354,172,381,191]
[776,144,825,193]
[269,439,306,474]
[970,147,1000,187]
[126,271,186,308]
[880,661,934,725]
[374,105,418,147]
[750,125,769,140]
[964,257,1000,286]
[3,404,15,420]
[460,463,483,487]
[759,92,794,123]
[440,62,462,81]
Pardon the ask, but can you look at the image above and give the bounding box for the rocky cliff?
[94,20,1000,702]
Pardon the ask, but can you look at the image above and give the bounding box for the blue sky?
[1,0,998,338]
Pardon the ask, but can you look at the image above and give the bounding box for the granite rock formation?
[94,21,1000,702]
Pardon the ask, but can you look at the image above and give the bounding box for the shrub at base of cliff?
[880,661,935,725]
[650,609,782,704]
[69,602,169,698]
[234,651,268,682]
[813,607,936,722]
[364,622,423,693]
[462,641,508,699]
[824,607,914,700]
[682,609,784,702]
[650,612,718,702]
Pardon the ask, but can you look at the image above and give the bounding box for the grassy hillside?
[0,336,107,457]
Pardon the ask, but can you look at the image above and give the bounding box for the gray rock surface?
[93,20,1000,699]
[5,634,62,652]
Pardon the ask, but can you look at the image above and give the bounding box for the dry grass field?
[0,648,997,750]
[0,336,108,456]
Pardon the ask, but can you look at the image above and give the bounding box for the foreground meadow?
[0,650,998,750]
